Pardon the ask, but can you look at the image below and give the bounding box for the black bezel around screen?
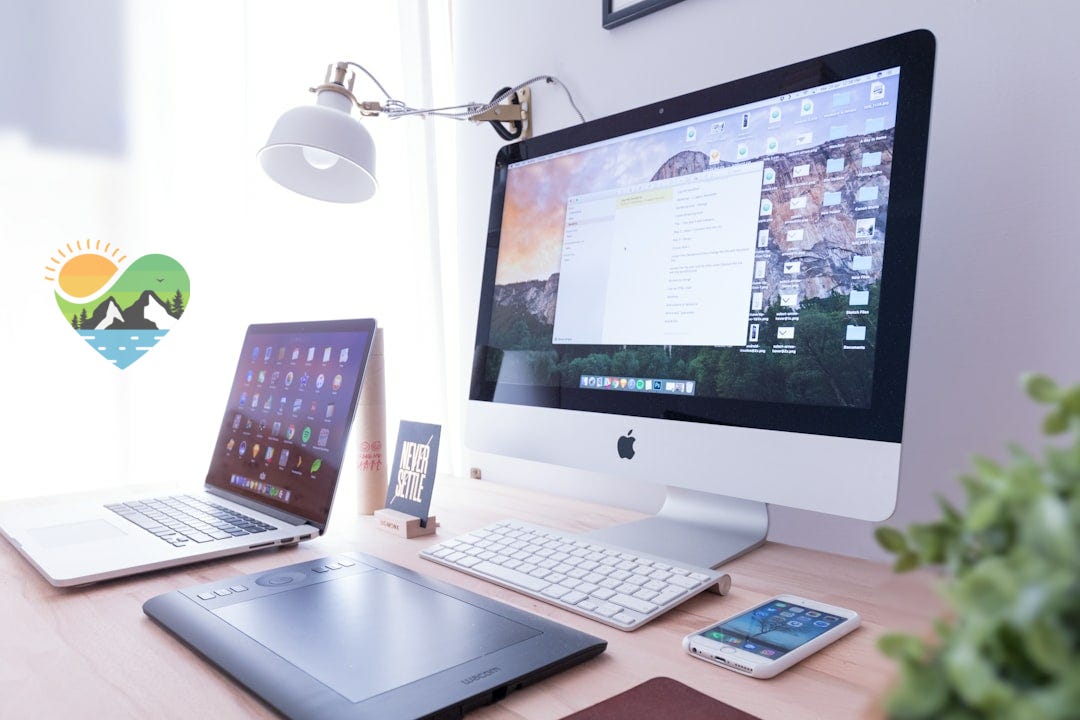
[470,30,934,443]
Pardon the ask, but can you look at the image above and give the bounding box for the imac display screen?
[471,31,934,443]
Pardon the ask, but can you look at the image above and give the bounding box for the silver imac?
[466,30,935,570]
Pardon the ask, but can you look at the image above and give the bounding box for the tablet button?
[720,646,737,654]
[255,571,306,587]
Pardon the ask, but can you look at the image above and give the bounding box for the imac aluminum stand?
[586,487,768,571]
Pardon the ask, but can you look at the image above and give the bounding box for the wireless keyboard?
[420,520,730,631]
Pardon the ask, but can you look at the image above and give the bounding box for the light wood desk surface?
[1,475,939,719]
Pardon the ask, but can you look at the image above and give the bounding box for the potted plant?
[874,374,1080,719]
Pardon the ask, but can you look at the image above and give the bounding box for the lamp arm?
[311,61,586,133]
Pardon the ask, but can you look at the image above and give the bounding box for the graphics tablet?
[143,552,606,719]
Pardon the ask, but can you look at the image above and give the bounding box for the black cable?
[486,86,523,141]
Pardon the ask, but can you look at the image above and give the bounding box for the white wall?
[451,0,1080,559]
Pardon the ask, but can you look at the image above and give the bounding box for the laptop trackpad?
[213,569,540,703]
[28,519,128,548]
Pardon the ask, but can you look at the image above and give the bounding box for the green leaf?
[878,633,926,662]
[966,495,1004,532]
[971,455,1004,479]
[936,495,964,525]
[910,523,946,564]
[947,560,1018,619]
[1023,495,1075,563]
[875,525,910,554]
[1043,408,1068,435]
[944,642,1014,708]
[1023,616,1071,675]
[1062,384,1080,417]
[893,550,921,573]
[1023,373,1060,403]
[883,653,950,719]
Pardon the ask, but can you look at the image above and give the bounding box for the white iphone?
[683,594,859,679]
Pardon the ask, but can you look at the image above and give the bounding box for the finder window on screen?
[487,68,901,409]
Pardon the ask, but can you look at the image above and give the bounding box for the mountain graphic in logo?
[45,240,190,369]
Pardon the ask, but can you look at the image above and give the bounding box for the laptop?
[0,318,377,586]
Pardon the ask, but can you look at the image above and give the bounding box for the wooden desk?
[0,476,939,719]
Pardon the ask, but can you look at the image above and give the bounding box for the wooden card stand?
[374,508,438,538]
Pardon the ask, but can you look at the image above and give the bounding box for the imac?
[466,30,935,570]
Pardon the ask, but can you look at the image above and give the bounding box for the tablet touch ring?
[255,571,306,587]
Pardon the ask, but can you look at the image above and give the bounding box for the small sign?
[385,421,441,527]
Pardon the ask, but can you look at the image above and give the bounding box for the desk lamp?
[258,61,582,203]
[257,61,582,513]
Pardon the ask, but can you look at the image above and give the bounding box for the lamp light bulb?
[302,146,340,170]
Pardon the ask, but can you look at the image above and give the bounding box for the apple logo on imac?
[617,430,636,460]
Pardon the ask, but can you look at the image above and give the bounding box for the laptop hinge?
[203,485,324,533]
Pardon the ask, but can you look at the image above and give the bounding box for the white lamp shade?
[258,98,377,203]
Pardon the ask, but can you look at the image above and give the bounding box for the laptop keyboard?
[105,495,277,547]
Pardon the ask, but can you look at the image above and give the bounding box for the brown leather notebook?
[561,677,761,720]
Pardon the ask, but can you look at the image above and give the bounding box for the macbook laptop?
[0,318,377,586]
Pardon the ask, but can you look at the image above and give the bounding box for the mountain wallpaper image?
[46,246,190,369]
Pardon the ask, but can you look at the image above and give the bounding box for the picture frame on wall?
[602,0,686,29]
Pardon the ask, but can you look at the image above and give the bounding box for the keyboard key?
[610,593,658,615]
[562,590,588,605]
[474,561,550,592]
[541,585,570,600]
[669,574,700,589]
[654,588,687,605]
[595,604,619,618]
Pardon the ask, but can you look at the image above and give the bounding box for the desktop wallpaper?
[484,73,898,409]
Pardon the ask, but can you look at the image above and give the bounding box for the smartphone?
[683,594,859,679]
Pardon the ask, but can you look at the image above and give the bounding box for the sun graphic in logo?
[45,240,190,369]
[45,239,127,303]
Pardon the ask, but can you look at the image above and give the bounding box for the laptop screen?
[205,319,377,526]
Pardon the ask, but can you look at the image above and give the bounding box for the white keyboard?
[419,520,730,631]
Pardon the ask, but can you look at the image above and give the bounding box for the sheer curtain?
[0,1,458,501]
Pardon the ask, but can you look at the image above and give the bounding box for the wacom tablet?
[143,552,606,719]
